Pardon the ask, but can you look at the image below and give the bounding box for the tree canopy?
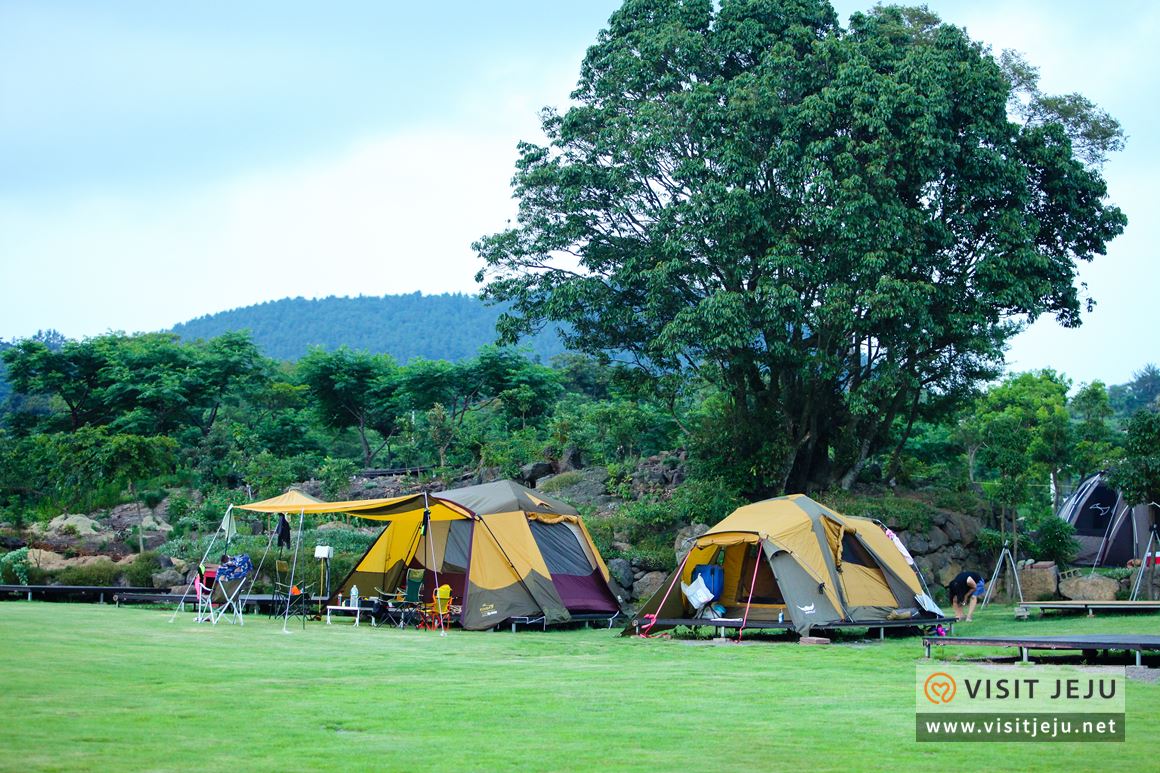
[475,0,1126,496]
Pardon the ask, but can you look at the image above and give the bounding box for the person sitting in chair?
[948,570,985,622]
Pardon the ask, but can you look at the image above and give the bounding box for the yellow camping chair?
[421,584,453,630]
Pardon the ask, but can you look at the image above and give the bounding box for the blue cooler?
[692,564,723,601]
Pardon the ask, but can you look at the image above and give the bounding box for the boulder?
[673,523,710,561]
[1019,564,1058,601]
[607,558,634,591]
[47,513,102,536]
[928,526,951,552]
[939,512,981,547]
[632,571,669,602]
[151,568,184,589]
[518,461,555,488]
[558,446,583,472]
[1059,574,1120,601]
[936,562,964,587]
[139,514,173,534]
[26,549,68,571]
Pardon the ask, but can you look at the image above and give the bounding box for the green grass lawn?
[1,602,1158,772]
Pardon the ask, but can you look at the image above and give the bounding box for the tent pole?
[641,549,694,637]
[282,511,306,633]
[243,522,279,610]
[167,515,226,623]
[1130,526,1159,601]
[476,517,549,625]
[423,492,445,636]
[1090,502,1127,575]
[737,541,763,642]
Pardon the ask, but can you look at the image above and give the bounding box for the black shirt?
[948,570,984,600]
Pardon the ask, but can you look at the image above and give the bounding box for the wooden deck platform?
[114,591,294,615]
[923,634,1160,666]
[0,584,155,603]
[1020,600,1160,617]
[630,615,955,639]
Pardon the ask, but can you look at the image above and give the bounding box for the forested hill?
[169,293,568,362]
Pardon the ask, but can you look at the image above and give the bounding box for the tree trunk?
[357,420,372,468]
[840,436,875,490]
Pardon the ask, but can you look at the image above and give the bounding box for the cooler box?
[692,564,723,601]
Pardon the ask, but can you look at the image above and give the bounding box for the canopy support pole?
[423,492,446,636]
[282,510,306,633]
[167,508,229,623]
[242,523,279,610]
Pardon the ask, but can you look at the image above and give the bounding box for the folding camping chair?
[269,559,291,619]
[270,560,314,622]
[197,554,252,625]
[385,568,425,628]
[420,584,453,630]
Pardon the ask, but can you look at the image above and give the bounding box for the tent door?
[734,544,784,608]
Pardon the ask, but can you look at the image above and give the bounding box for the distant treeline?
[169,293,568,362]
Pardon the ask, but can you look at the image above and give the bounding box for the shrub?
[618,498,679,531]
[821,491,934,532]
[611,547,672,573]
[57,560,122,586]
[538,471,583,493]
[319,457,358,500]
[0,547,30,584]
[976,528,1004,558]
[124,551,162,587]
[1026,515,1079,566]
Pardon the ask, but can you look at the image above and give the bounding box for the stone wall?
[891,509,988,588]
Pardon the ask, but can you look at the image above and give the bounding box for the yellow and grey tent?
[629,494,944,636]
[301,480,621,630]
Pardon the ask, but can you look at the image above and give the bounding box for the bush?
[618,498,680,531]
[610,547,672,573]
[57,560,123,586]
[319,457,358,500]
[124,551,162,587]
[538,471,583,493]
[976,528,1004,558]
[0,547,30,584]
[1026,515,1079,566]
[821,491,934,531]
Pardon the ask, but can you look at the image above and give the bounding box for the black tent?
[1056,473,1154,566]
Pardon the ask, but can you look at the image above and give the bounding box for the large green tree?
[475,0,1125,496]
[2,331,267,438]
[298,347,401,468]
[1108,409,1160,509]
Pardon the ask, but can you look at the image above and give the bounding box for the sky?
[1,1,1156,386]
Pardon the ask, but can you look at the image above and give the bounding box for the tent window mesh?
[839,533,875,568]
[528,520,593,576]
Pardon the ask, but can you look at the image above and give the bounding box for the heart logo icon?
[924,672,957,704]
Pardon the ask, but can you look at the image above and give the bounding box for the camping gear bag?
[692,564,723,600]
